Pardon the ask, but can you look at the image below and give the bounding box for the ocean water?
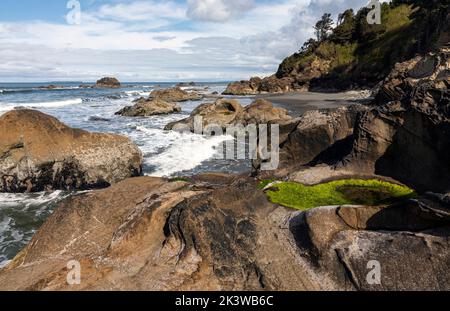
[0,82,253,267]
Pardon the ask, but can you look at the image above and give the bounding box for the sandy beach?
[259,91,373,116]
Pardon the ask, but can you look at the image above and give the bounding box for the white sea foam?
[343,90,373,100]
[0,190,71,268]
[0,260,11,269]
[0,98,83,112]
[125,90,151,97]
[0,190,64,205]
[136,125,233,177]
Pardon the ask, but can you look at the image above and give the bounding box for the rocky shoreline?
[0,46,449,291]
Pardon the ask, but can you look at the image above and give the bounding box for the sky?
[0,0,376,82]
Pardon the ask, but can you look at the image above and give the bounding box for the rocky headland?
[224,2,449,95]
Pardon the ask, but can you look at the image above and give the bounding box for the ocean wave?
[136,125,233,177]
[0,86,81,95]
[124,90,151,98]
[0,190,72,268]
[0,98,83,112]
[0,191,66,209]
[0,88,35,95]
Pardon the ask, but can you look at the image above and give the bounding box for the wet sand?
[258,91,372,117]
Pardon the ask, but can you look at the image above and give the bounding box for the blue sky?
[0,0,374,82]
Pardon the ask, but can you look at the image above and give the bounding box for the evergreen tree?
[300,38,319,53]
[333,9,356,43]
[314,13,334,42]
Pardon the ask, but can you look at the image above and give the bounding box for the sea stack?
[95,77,121,88]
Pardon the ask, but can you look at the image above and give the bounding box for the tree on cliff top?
[314,13,334,42]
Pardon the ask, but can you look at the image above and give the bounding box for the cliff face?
[224,1,450,94]
[345,47,450,193]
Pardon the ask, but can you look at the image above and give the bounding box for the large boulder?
[95,77,121,88]
[0,110,142,193]
[164,98,292,132]
[222,77,262,95]
[165,99,243,131]
[223,76,297,95]
[346,49,450,193]
[151,87,202,102]
[270,105,367,171]
[290,194,450,291]
[115,98,181,117]
[258,76,295,93]
[242,99,293,125]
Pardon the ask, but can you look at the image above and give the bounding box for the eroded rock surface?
[165,98,292,132]
[115,98,181,117]
[0,110,142,192]
[223,76,300,95]
[1,175,448,291]
[0,176,324,291]
[289,195,450,291]
[151,87,202,102]
[346,49,450,192]
[258,105,367,172]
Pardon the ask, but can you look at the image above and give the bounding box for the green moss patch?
[263,179,416,211]
[169,177,191,183]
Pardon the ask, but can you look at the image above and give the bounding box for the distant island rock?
[95,77,121,88]
[176,82,196,87]
[38,85,62,90]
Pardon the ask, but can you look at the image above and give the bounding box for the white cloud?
[0,0,376,82]
[186,0,255,22]
[95,0,186,22]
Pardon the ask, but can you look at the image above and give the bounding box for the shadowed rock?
[258,105,367,172]
[346,49,450,192]
[223,76,299,95]
[289,195,450,290]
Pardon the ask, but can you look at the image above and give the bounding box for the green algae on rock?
[263,179,416,211]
